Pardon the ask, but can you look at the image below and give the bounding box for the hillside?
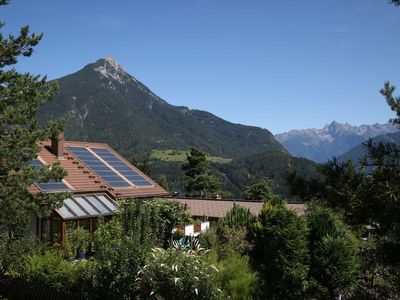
[275,121,397,162]
[148,150,317,199]
[41,57,283,159]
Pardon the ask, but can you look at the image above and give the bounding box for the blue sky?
[2,0,400,134]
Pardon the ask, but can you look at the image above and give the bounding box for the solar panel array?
[68,147,131,188]
[91,147,152,187]
[29,159,70,192]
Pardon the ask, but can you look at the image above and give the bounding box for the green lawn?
[150,149,232,164]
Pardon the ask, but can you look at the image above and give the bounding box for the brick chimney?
[51,132,64,159]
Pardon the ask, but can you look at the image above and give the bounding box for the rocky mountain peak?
[93,56,135,85]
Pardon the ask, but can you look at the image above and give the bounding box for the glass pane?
[85,195,111,214]
[64,198,87,217]
[96,195,119,211]
[75,196,99,216]
[56,205,75,219]
[51,219,62,244]
[41,219,51,243]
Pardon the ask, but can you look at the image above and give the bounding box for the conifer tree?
[181,147,219,198]
[249,201,310,299]
[0,0,67,241]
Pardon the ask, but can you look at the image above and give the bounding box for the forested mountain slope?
[41,57,283,159]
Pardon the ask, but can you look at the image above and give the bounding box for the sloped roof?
[29,140,168,199]
[170,198,305,218]
[55,193,119,220]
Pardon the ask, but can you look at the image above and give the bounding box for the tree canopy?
[181,147,219,197]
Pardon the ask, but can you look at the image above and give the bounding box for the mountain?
[41,57,317,198]
[41,57,283,159]
[338,130,400,163]
[275,121,398,163]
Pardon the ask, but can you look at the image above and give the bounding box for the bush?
[306,204,360,298]
[64,227,90,258]
[217,254,256,300]
[0,235,44,276]
[91,217,146,299]
[22,250,76,290]
[218,204,255,230]
[217,226,252,260]
[136,248,224,299]
[119,198,191,249]
[249,201,310,299]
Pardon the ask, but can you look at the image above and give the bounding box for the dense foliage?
[214,150,318,198]
[306,204,360,298]
[249,202,310,299]
[181,148,219,197]
[136,248,223,300]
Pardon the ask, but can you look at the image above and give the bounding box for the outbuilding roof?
[170,198,305,218]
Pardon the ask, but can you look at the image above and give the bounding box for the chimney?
[51,132,64,159]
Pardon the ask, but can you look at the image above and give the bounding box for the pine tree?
[0,0,67,241]
[181,147,219,198]
[306,204,360,298]
[249,201,310,299]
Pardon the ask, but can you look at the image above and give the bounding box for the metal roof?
[55,194,119,220]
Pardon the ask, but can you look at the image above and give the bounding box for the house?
[28,134,168,245]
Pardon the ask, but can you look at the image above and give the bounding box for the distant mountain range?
[41,57,317,198]
[338,130,400,162]
[275,121,398,162]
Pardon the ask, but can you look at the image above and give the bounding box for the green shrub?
[306,204,360,298]
[136,248,224,299]
[249,201,310,299]
[119,198,191,249]
[91,218,146,299]
[0,235,44,276]
[64,226,90,258]
[22,250,75,290]
[217,254,256,300]
[218,204,255,230]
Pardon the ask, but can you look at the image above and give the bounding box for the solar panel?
[28,159,70,192]
[68,146,131,188]
[91,147,153,187]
